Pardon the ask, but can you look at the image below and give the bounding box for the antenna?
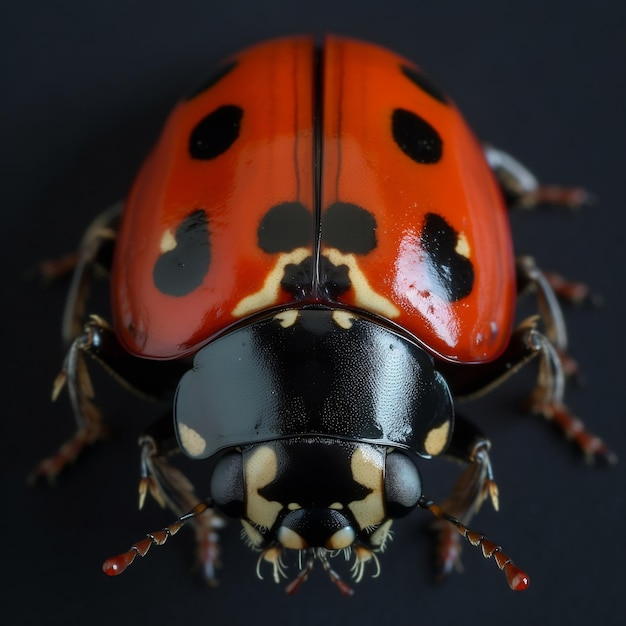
[102,501,211,576]
[102,495,529,592]
[419,495,529,591]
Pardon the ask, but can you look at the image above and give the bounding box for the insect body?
[33,36,614,594]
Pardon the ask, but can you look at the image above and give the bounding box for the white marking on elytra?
[159,229,177,253]
[177,422,206,457]
[455,232,470,258]
[324,249,401,319]
[231,248,310,317]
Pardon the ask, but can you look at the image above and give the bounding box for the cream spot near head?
[177,422,206,457]
[332,310,355,329]
[424,420,451,456]
[348,445,385,530]
[274,309,299,328]
[244,446,283,529]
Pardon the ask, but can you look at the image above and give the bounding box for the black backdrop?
[2,2,625,625]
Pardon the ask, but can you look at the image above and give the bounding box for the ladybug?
[32,36,615,595]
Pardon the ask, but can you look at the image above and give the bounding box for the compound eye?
[210,451,244,518]
[384,452,422,518]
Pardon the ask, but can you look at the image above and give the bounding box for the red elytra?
[111,36,515,362]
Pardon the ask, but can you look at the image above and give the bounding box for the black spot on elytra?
[322,202,377,254]
[186,60,238,100]
[280,258,314,299]
[400,65,449,105]
[258,202,313,253]
[281,255,351,301]
[392,108,442,164]
[420,213,474,301]
[317,256,351,299]
[153,209,211,297]
[189,105,243,160]
[256,202,376,300]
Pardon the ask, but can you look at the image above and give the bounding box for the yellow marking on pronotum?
[274,309,299,328]
[424,420,451,456]
[177,422,207,457]
[348,446,385,531]
[332,310,356,329]
[245,446,283,529]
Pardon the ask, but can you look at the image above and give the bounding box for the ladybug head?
[209,438,422,590]
[173,307,453,592]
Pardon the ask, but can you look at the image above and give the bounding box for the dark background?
[2,1,625,624]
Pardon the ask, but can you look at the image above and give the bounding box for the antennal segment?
[419,496,529,591]
[102,501,212,576]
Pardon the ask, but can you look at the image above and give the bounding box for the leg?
[486,146,599,311]
[440,318,616,464]
[517,255,604,379]
[137,414,224,584]
[542,270,601,307]
[58,203,122,346]
[30,316,186,483]
[516,255,578,375]
[484,145,591,210]
[430,414,498,581]
[482,148,614,460]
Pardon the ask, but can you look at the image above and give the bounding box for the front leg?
[441,319,616,464]
[30,316,186,483]
[137,416,224,584]
[430,415,498,582]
